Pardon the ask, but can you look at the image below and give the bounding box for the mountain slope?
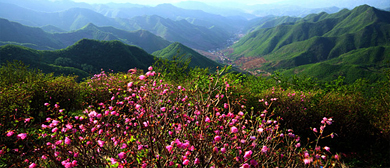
[0,39,156,78]
[96,3,247,34]
[0,2,124,31]
[228,5,390,82]
[0,18,64,50]
[280,44,390,83]
[0,3,230,51]
[152,42,221,70]
[120,15,230,50]
[0,19,170,53]
[244,16,301,34]
[53,23,171,53]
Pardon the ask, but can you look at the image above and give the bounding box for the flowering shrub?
[0,66,341,167]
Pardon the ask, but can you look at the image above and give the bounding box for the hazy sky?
[71,0,278,5]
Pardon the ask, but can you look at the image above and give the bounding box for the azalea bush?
[1,66,341,167]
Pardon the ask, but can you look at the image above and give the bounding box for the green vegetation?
[244,15,301,33]
[0,18,171,53]
[119,15,231,50]
[229,5,390,83]
[0,39,156,79]
[152,42,221,70]
[0,59,389,167]
[54,23,171,53]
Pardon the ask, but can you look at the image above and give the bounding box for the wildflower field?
[0,61,389,167]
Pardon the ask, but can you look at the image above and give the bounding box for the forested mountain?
[0,18,171,53]
[228,5,390,82]
[94,3,247,34]
[0,2,124,31]
[152,42,221,70]
[118,15,230,51]
[0,18,64,50]
[0,39,156,79]
[244,16,301,34]
[0,2,232,51]
[53,23,171,53]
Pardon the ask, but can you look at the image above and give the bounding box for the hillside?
[95,3,247,34]
[0,3,124,31]
[53,23,171,53]
[120,15,230,50]
[152,42,221,70]
[244,16,301,34]
[228,5,390,82]
[0,39,156,79]
[0,19,171,53]
[0,18,64,50]
[0,2,231,51]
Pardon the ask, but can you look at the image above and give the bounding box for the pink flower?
[110,158,117,165]
[295,143,301,148]
[6,130,14,137]
[44,103,49,106]
[118,152,126,159]
[52,120,60,126]
[29,163,37,168]
[135,104,141,110]
[161,107,166,112]
[166,145,173,153]
[231,126,238,133]
[224,103,228,109]
[313,128,318,132]
[214,135,221,142]
[139,75,146,80]
[240,163,250,168]
[71,160,78,167]
[17,133,27,140]
[42,155,47,159]
[244,150,252,158]
[261,145,268,153]
[183,159,189,165]
[205,117,211,123]
[121,143,127,149]
[65,137,71,145]
[303,157,313,164]
[24,118,31,123]
[250,160,258,166]
[324,146,330,152]
[52,127,59,133]
[221,147,226,153]
[127,82,133,88]
[194,158,200,165]
[98,140,105,147]
[148,66,153,71]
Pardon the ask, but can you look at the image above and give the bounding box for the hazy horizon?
[71,0,281,6]
[70,0,390,8]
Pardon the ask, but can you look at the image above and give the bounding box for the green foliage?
[230,5,390,84]
[152,42,221,70]
[0,39,156,78]
[153,54,191,83]
[0,61,84,130]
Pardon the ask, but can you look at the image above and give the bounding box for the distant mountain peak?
[82,23,98,29]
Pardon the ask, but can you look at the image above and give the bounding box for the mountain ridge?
[228,5,390,83]
[0,18,171,53]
